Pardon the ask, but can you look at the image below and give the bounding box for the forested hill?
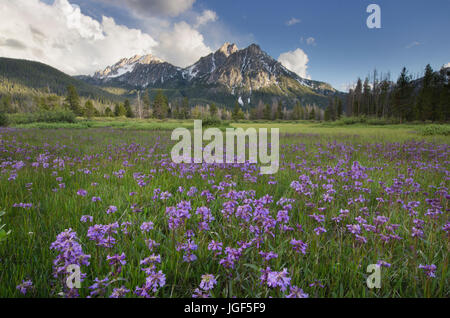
[0,57,118,102]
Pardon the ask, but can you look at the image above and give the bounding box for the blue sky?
[4,0,450,91]
[198,0,450,90]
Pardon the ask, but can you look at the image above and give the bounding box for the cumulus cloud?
[278,48,310,79]
[153,21,212,67]
[98,0,196,17]
[444,62,450,68]
[195,10,218,28]
[286,18,300,26]
[0,0,217,74]
[0,0,158,75]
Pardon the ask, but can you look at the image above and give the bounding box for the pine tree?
[431,68,446,121]
[124,99,134,118]
[142,89,151,118]
[309,107,316,120]
[416,64,434,120]
[353,78,362,116]
[292,102,302,120]
[65,85,82,116]
[263,103,271,120]
[153,90,168,119]
[83,100,96,118]
[393,67,413,122]
[114,103,127,117]
[276,101,283,120]
[379,79,391,118]
[439,67,450,121]
[104,107,113,117]
[324,105,331,121]
[232,102,244,121]
[362,77,371,116]
[210,103,218,118]
[182,97,190,119]
[337,98,343,119]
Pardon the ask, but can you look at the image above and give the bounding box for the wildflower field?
[0,123,448,298]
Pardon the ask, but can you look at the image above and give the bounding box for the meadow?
[0,121,448,298]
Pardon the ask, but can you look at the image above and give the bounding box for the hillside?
[0,57,120,102]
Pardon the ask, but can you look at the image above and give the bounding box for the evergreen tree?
[393,67,413,122]
[104,107,113,117]
[232,102,244,121]
[114,103,127,117]
[124,99,134,118]
[153,90,168,119]
[379,79,391,118]
[353,78,362,116]
[142,89,151,117]
[309,107,316,120]
[431,68,445,121]
[250,107,259,120]
[181,97,190,119]
[83,100,96,118]
[276,101,283,120]
[362,77,371,116]
[415,64,434,120]
[324,105,331,121]
[263,103,271,120]
[337,98,343,119]
[438,67,450,121]
[210,103,218,118]
[65,85,82,116]
[292,102,302,120]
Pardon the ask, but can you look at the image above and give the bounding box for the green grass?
[0,123,448,298]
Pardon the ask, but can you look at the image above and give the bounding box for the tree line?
[332,65,449,122]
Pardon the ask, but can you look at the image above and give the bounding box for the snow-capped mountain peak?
[217,42,238,57]
[94,54,164,79]
[83,43,338,108]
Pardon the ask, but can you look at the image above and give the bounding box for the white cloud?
[0,0,216,74]
[99,0,196,17]
[278,48,310,79]
[444,62,450,68]
[195,10,218,28]
[153,21,212,67]
[0,0,158,75]
[306,37,316,46]
[286,18,300,26]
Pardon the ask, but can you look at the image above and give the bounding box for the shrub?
[0,112,9,127]
[331,116,401,126]
[418,125,450,136]
[7,110,76,125]
[202,117,223,127]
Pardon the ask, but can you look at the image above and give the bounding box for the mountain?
[81,43,342,108]
[0,57,119,102]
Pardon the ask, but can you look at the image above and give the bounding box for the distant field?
[10,118,450,141]
[0,122,448,298]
